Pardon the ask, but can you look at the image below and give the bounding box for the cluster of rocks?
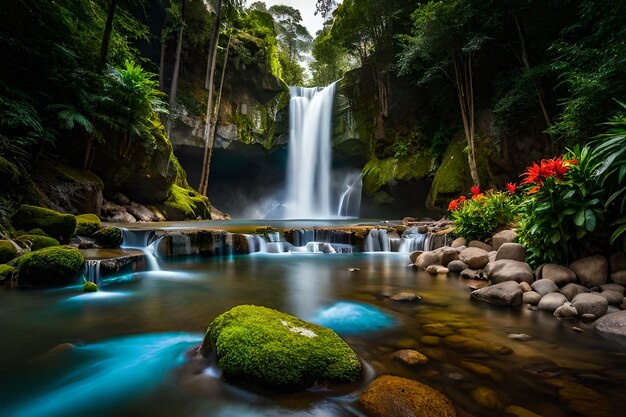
[411,230,626,327]
[100,194,162,223]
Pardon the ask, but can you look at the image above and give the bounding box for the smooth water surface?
[1,253,624,417]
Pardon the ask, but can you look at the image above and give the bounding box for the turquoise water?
[1,253,625,416]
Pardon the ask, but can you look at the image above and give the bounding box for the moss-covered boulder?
[93,226,123,248]
[75,214,102,237]
[157,184,211,221]
[10,205,77,243]
[202,305,361,391]
[16,235,60,251]
[16,246,84,286]
[0,264,17,282]
[26,228,48,236]
[0,240,18,263]
[83,281,98,292]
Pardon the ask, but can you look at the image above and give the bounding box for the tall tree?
[98,0,119,72]
[167,0,186,136]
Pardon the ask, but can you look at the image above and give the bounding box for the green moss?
[161,184,210,221]
[26,228,48,236]
[429,134,468,207]
[48,163,104,188]
[10,205,77,243]
[93,226,123,248]
[17,235,60,251]
[203,305,361,391]
[0,264,16,282]
[75,214,102,237]
[83,281,98,292]
[16,246,84,286]
[0,240,18,264]
[363,154,433,194]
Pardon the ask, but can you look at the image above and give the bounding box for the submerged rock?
[393,349,429,366]
[471,386,503,410]
[201,305,361,391]
[390,291,421,302]
[360,375,456,417]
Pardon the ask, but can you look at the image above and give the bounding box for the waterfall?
[120,229,161,271]
[337,173,363,217]
[285,84,336,219]
[84,260,101,284]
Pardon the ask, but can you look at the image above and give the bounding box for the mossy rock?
[10,205,77,243]
[16,246,84,287]
[26,228,48,237]
[16,235,60,251]
[83,281,98,292]
[203,305,362,391]
[75,214,102,237]
[0,264,17,282]
[93,226,123,248]
[0,240,18,264]
[158,184,211,221]
[362,154,433,194]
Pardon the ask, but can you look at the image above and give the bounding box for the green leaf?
[585,210,596,231]
[550,231,561,244]
[610,222,626,244]
[573,209,585,226]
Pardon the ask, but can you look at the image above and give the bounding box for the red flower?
[471,186,481,195]
[448,199,459,211]
[506,182,517,194]
[458,196,467,202]
[527,186,541,194]
[471,193,484,200]
[521,162,542,185]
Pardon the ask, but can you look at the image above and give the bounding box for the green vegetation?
[16,235,60,251]
[16,246,84,286]
[0,241,18,264]
[161,184,211,221]
[93,226,123,248]
[0,264,16,282]
[203,305,361,391]
[75,214,102,237]
[83,281,99,292]
[10,205,77,243]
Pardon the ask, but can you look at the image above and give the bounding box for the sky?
[255,0,326,37]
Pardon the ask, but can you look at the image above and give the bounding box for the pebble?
[508,333,532,341]
[471,386,503,410]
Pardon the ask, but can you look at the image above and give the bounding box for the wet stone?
[390,291,421,302]
[523,291,542,306]
[392,349,429,366]
[471,386,503,410]
[419,335,442,346]
[422,323,455,337]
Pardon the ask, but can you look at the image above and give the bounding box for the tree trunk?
[198,0,223,194]
[83,137,93,171]
[159,37,167,90]
[200,34,231,196]
[98,0,118,72]
[453,55,480,187]
[167,0,185,136]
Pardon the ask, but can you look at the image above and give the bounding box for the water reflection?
[309,301,397,335]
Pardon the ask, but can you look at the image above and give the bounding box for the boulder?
[610,270,626,285]
[572,293,609,319]
[522,291,542,306]
[471,281,523,307]
[599,290,623,306]
[360,375,456,417]
[495,243,526,262]
[531,279,560,296]
[10,205,77,243]
[539,264,577,287]
[93,226,123,248]
[538,293,568,312]
[451,237,466,248]
[460,268,481,280]
[416,252,440,269]
[554,302,578,320]
[16,234,60,251]
[110,211,137,223]
[459,247,490,269]
[201,305,361,391]
[0,240,18,264]
[484,259,533,284]
[439,247,460,266]
[492,229,518,251]
[74,214,102,237]
[594,311,626,341]
[600,283,625,295]
[393,349,429,366]
[0,264,17,282]
[610,252,626,272]
[560,283,590,301]
[569,255,608,287]
[126,202,158,222]
[447,260,467,274]
[409,251,422,264]
[488,251,497,263]
[16,246,84,286]
[469,240,494,252]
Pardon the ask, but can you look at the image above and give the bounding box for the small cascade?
[244,234,268,253]
[143,239,162,271]
[364,228,434,253]
[306,242,355,254]
[364,229,390,252]
[120,229,155,249]
[337,173,362,217]
[84,260,102,284]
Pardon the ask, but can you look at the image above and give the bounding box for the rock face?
[594,311,626,341]
[569,255,608,287]
[495,243,526,262]
[16,246,84,286]
[539,264,577,286]
[471,281,523,307]
[360,375,456,417]
[484,259,533,284]
[201,305,361,391]
[459,247,490,269]
[572,293,609,318]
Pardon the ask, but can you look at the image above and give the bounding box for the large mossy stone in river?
[10,205,77,243]
[0,240,18,264]
[202,305,361,391]
[157,184,211,221]
[16,234,60,251]
[93,226,123,248]
[16,246,84,286]
[75,214,102,237]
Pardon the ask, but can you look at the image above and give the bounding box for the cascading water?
[285,84,337,219]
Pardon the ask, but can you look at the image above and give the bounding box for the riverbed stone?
[426,264,444,274]
[471,281,523,307]
[460,268,481,279]
[471,386,503,410]
[523,291,542,305]
[484,259,534,284]
[505,405,543,417]
[610,270,626,285]
[520,281,532,293]
[496,243,526,262]
[422,323,455,337]
[560,283,590,301]
[600,283,625,295]
[532,279,560,296]
[540,264,577,286]
[492,229,518,250]
[460,247,490,269]
[439,247,460,266]
[538,293,568,312]
[451,237,466,248]
[420,335,442,346]
[558,381,609,417]
[599,290,624,305]
[569,255,608,287]
[554,302,578,320]
[594,311,626,341]
[391,291,421,302]
[437,267,449,274]
[448,260,467,273]
[360,375,456,417]
[610,251,626,272]
[469,240,494,252]
[416,251,439,269]
[572,293,608,319]
[393,349,429,366]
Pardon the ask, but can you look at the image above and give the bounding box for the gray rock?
[110,211,137,223]
[610,270,626,285]
[594,311,626,341]
[451,237,466,248]
[600,283,625,295]
[415,252,439,269]
[484,259,534,284]
[469,240,494,252]
[540,264,577,287]
[460,268,481,280]
[495,243,526,262]
[471,281,523,307]
[581,313,596,322]
[569,255,609,287]
[439,247,460,266]
[610,252,626,272]
[448,260,468,274]
[572,293,609,318]
[608,305,621,313]
[492,229,518,251]
[522,291,542,305]
[599,290,624,305]
[561,283,590,301]
[520,281,532,293]
[554,302,578,320]
[538,293,568,312]
[531,279,560,296]
[455,245,467,252]
[459,247,490,269]
[409,251,422,264]
[127,202,158,222]
[113,192,131,205]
